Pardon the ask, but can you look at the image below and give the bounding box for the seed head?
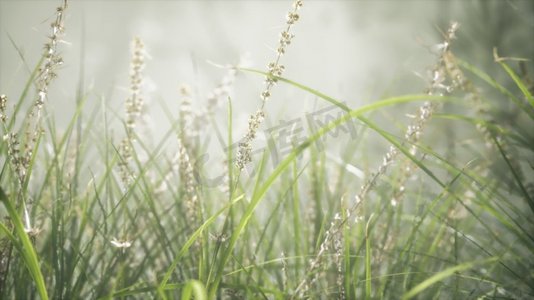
[236,0,303,170]
[0,94,7,123]
[286,12,300,25]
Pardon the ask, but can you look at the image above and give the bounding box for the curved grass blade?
[491,134,534,214]
[457,59,534,119]
[493,49,534,108]
[181,280,208,300]
[401,257,499,300]
[0,188,49,300]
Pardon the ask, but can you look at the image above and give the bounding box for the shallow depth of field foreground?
[0,0,533,299]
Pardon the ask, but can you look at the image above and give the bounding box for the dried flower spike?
[125,37,145,139]
[118,37,146,188]
[17,0,68,185]
[0,94,7,123]
[178,138,199,229]
[236,0,303,170]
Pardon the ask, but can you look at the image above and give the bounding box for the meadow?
[0,0,533,299]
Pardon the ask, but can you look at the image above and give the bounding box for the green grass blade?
[6,50,45,131]
[491,134,534,214]
[401,257,499,300]
[0,188,49,300]
[365,214,374,299]
[291,160,302,275]
[228,97,234,199]
[495,57,534,108]
[457,59,534,119]
[181,280,208,300]
[239,68,351,111]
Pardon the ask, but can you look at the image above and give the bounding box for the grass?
[1,0,533,299]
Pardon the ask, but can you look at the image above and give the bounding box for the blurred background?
[1,0,533,179]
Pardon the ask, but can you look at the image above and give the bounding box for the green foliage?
[0,1,533,299]
[0,188,48,300]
